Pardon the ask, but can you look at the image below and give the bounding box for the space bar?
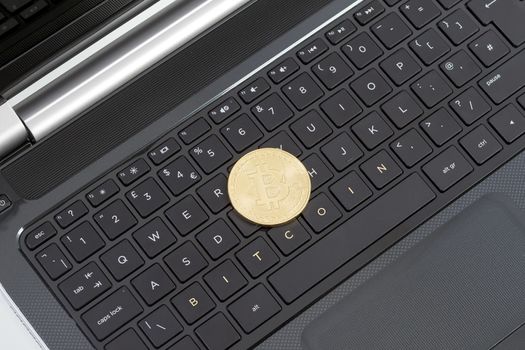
[268,174,435,304]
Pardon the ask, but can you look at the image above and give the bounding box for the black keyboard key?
[55,200,88,229]
[268,220,311,256]
[197,174,229,214]
[321,132,363,171]
[61,222,105,262]
[450,87,491,125]
[468,0,525,47]
[36,244,72,280]
[132,264,175,306]
[384,0,402,6]
[350,69,392,107]
[380,49,421,86]
[221,114,263,152]
[86,179,119,207]
[312,52,353,89]
[352,111,394,150]
[468,31,509,67]
[106,329,148,350]
[361,150,403,189]
[410,29,450,65]
[252,93,294,131]
[133,218,176,258]
[268,174,435,303]
[441,50,481,87]
[82,287,142,341]
[342,33,383,69]
[126,178,169,218]
[302,154,334,191]
[228,210,260,237]
[0,0,30,12]
[0,194,10,214]
[438,9,478,45]
[239,78,270,104]
[20,0,48,19]
[382,91,423,129]
[118,159,150,186]
[479,50,525,105]
[101,240,144,281]
[489,104,525,143]
[172,283,215,324]
[148,138,180,165]
[165,196,208,236]
[197,220,239,260]
[0,18,17,37]
[326,19,356,45]
[297,38,328,64]
[372,13,412,49]
[391,129,432,167]
[519,94,525,110]
[411,70,452,108]
[204,260,247,301]
[260,131,302,157]
[460,125,502,165]
[95,200,137,240]
[268,58,299,84]
[195,313,240,350]
[282,72,324,110]
[401,0,440,29]
[139,306,183,348]
[437,0,460,9]
[209,98,241,124]
[159,157,201,196]
[168,337,200,350]
[59,263,111,310]
[302,193,342,233]
[190,135,232,174]
[290,110,332,148]
[421,108,462,146]
[165,241,208,282]
[330,171,372,211]
[236,237,279,278]
[26,222,56,250]
[228,284,281,333]
[320,89,362,127]
[423,147,473,191]
[179,118,211,144]
[354,0,384,25]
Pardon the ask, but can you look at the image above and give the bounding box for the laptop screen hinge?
[0,100,28,159]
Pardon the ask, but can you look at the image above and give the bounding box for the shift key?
[82,287,142,340]
[479,50,525,104]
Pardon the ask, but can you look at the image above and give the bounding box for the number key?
[55,201,88,228]
[312,52,353,89]
[251,93,294,131]
[61,222,105,262]
[191,135,232,174]
[282,73,324,110]
[126,178,169,218]
[221,114,263,152]
[342,32,383,69]
[95,200,137,240]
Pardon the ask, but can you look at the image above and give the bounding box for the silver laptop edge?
[0,0,251,159]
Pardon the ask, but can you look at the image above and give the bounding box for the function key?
[0,194,11,214]
[460,125,502,165]
[159,156,201,196]
[422,147,473,192]
[489,105,525,144]
[238,78,270,104]
[100,240,144,281]
[36,244,72,280]
[325,19,356,45]
[58,262,111,310]
[20,0,48,19]
[268,58,299,84]
[179,118,211,144]
[86,179,119,207]
[209,98,241,124]
[354,0,385,25]
[95,200,137,240]
[190,135,232,174]
[297,38,328,64]
[139,306,182,348]
[401,0,441,29]
[126,178,169,218]
[384,0,402,6]
[81,287,142,341]
[148,138,180,165]
[0,18,18,37]
[195,313,240,350]
[228,284,281,333]
[282,72,324,110]
[118,159,150,186]
[25,222,56,250]
[172,283,215,324]
[468,30,509,67]
[55,201,88,229]
[61,222,105,262]
[2,0,31,12]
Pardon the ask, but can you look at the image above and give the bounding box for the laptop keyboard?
[0,0,63,38]
[19,0,525,349]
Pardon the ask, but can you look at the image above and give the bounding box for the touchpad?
[301,194,525,350]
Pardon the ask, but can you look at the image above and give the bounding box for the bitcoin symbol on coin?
[228,148,311,226]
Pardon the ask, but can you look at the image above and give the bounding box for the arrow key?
[489,104,525,143]
[391,129,432,167]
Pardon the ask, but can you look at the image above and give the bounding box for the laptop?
[1,0,525,349]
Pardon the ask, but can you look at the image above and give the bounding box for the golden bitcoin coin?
[228,148,311,226]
